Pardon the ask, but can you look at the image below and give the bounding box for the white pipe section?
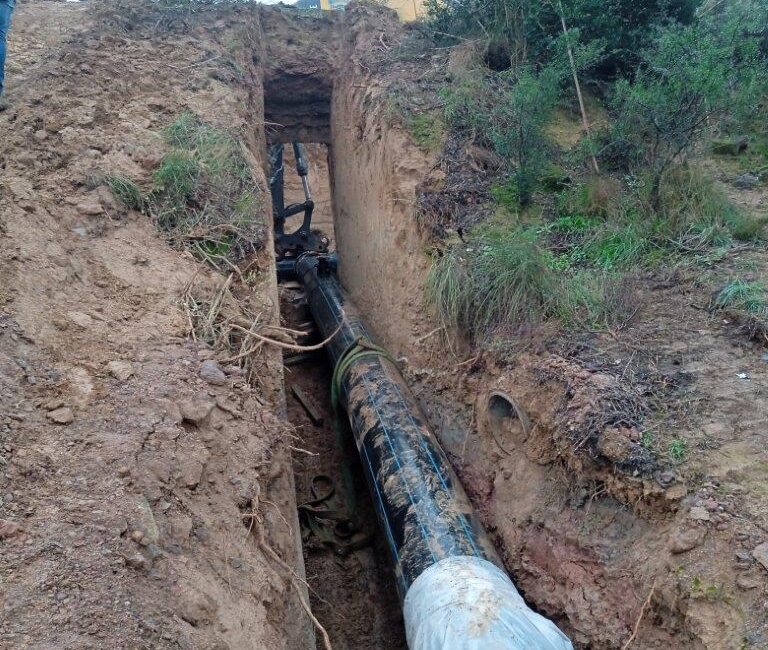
[403,556,573,650]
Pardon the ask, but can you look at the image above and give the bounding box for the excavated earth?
[1,1,768,649]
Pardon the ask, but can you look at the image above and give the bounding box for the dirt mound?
[0,2,306,648]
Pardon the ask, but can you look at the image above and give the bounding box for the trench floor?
[281,286,406,650]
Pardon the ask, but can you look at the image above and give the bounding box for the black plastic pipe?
[292,253,573,649]
[296,253,497,592]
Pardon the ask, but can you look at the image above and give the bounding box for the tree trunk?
[557,1,600,174]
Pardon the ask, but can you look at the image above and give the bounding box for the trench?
[274,142,406,649]
[257,27,574,650]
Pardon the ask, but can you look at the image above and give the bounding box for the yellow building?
[385,0,426,21]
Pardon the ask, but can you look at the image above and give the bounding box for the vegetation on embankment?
[416,0,768,341]
[107,112,265,269]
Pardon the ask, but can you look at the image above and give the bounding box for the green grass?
[713,279,767,314]
[668,438,688,464]
[104,175,145,212]
[107,112,263,265]
[640,430,655,450]
[431,163,763,341]
[152,152,199,206]
[408,112,445,153]
[491,178,521,211]
[426,220,621,337]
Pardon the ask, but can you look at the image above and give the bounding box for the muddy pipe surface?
[294,253,573,650]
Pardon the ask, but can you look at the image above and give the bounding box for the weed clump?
[408,112,446,153]
[108,112,264,266]
[427,220,621,338]
[105,175,145,212]
[713,280,767,315]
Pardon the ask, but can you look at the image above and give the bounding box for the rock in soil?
[107,360,134,381]
[689,506,711,522]
[43,398,65,411]
[178,399,214,425]
[752,541,768,570]
[733,172,760,190]
[46,407,74,425]
[0,519,22,539]
[736,575,761,590]
[669,527,707,554]
[199,359,227,386]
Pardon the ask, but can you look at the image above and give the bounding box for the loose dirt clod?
[45,407,74,425]
[107,359,135,380]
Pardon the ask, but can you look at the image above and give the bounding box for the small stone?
[77,200,103,216]
[177,399,214,425]
[657,470,676,487]
[46,407,74,425]
[107,360,134,381]
[130,530,144,543]
[669,527,706,554]
[43,398,65,411]
[116,465,131,477]
[199,360,227,386]
[665,484,687,501]
[178,460,204,489]
[736,575,761,590]
[123,551,150,571]
[752,542,768,570]
[689,506,711,522]
[733,172,760,190]
[0,519,22,540]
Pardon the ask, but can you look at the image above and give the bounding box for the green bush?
[425,0,697,80]
[108,112,263,264]
[426,220,619,337]
[607,20,767,208]
[442,65,562,207]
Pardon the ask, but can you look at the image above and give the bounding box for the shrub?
[607,20,767,209]
[442,65,562,207]
[426,221,619,337]
[108,113,264,265]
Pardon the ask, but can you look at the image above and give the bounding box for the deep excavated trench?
[276,143,406,649]
[261,53,571,646]
[256,17,572,647]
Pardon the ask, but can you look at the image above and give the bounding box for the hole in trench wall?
[483,42,513,72]
[487,391,532,446]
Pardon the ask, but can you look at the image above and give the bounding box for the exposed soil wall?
[0,3,311,648]
[330,8,433,357]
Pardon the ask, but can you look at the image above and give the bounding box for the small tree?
[487,66,561,205]
[440,64,562,207]
[609,25,738,209]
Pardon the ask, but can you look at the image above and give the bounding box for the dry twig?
[622,581,656,649]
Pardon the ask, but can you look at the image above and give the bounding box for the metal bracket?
[269,142,329,260]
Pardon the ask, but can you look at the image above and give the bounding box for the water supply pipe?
[293,252,574,650]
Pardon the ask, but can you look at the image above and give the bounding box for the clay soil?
[2,1,768,649]
[0,2,307,648]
